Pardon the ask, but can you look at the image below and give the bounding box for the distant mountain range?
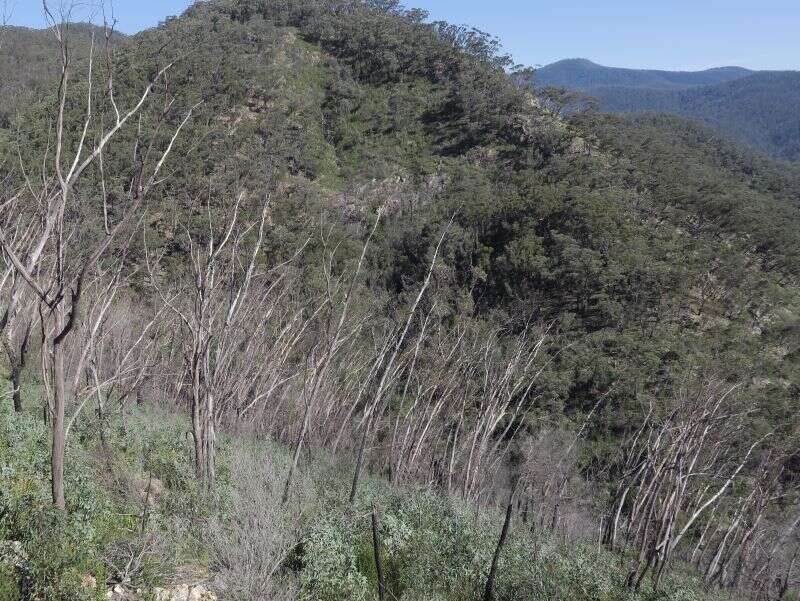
[532,59,800,162]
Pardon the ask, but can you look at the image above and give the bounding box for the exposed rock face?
[568,136,592,156]
[331,171,447,221]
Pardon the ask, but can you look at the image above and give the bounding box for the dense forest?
[1,1,799,600]
[532,58,800,161]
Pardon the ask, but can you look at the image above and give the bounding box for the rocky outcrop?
[330,171,447,221]
[153,583,217,601]
[105,582,216,601]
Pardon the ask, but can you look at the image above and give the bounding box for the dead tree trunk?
[51,311,67,508]
[283,212,382,503]
[348,218,451,505]
[3,322,30,412]
[149,191,281,491]
[603,379,771,591]
[372,503,387,601]
[0,6,193,507]
[484,479,519,601]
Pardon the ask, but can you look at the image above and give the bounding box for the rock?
[105,582,216,601]
[135,474,166,506]
[153,583,217,601]
[106,584,135,601]
[329,171,444,222]
[568,136,592,157]
[468,146,498,165]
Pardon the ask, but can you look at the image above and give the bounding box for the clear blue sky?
[6,0,799,71]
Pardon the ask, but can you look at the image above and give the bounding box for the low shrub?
[296,487,718,601]
[0,403,112,600]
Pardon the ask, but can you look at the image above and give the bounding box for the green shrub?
[0,393,720,601]
[295,485,717,601]
[300,512,369,601]
[0,406,111,600]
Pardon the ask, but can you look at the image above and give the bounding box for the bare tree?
[147,189,302,488]
[0,190,36,412]
[281,211,382,503]
[80,294,165,445]
[602,377,770,591]
[0,5,195,508]
[347,216,453,504]
[381,317,546,502]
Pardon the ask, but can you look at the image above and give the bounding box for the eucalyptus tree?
[0,5,196,508]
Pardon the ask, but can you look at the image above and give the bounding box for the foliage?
[0,396,219,599]
[297,487,720,601]
[0,400,111,600]
[0,23,114,128]
[1,1,799,598]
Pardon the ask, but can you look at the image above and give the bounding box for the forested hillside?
[0,23,119,128]
[1,1,799,600]
[533,58,800,161]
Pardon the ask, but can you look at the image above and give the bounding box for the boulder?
[153,583,217,601]
[135,474,166,506]
[106,584,135,601]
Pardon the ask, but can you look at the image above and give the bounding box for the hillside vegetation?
[0,1,799,599]
[0,23,121,128]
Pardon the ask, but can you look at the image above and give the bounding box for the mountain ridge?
[532,58,800,160]
[536,58,755,89]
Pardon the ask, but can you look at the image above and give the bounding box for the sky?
[5,0,799,71]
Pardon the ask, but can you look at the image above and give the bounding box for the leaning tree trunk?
[484,480,518,601]
[349,413,374,504]
[283,398,312,503]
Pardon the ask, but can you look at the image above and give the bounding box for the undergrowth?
[0,383,723,601]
